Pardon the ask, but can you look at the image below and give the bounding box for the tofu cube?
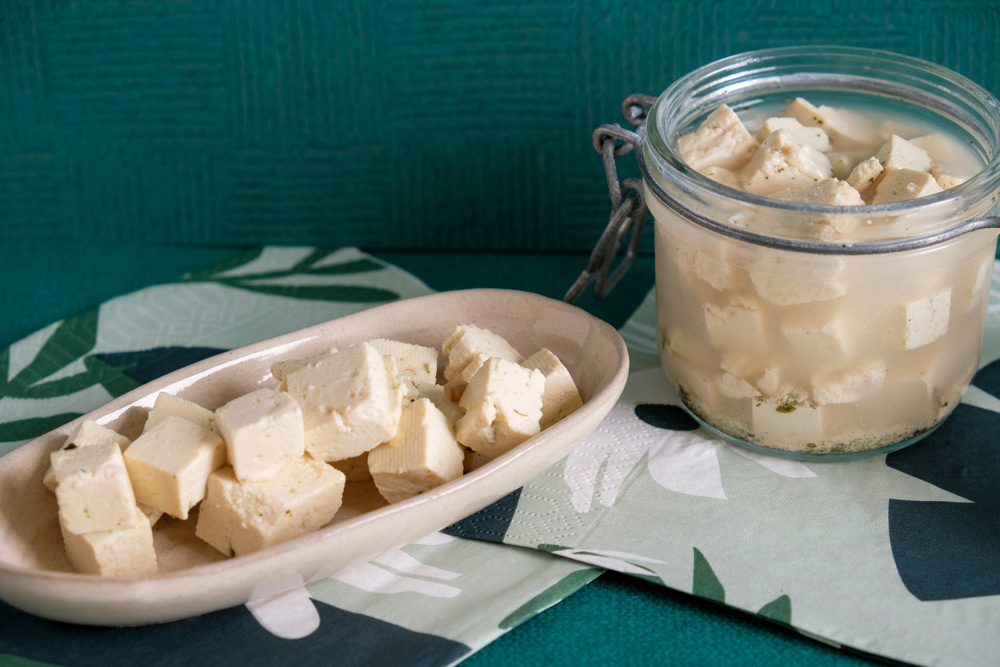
[123,416,226,520]
[368,398,465,503]
[330,452,372,482]
[771,178,866,206]
[270,347,338,386]
[704,298,766,354]
[748,253,847,306]
[195,458,346,557]
[417,381,466,427]
[717,372,760,399]
[455,358,545,459]
[699,165,743,190]
[904,289,952,350]
[847,156,885,196]
[826,151,863,180]
[43,420,131,492]
[676,104,758,171]
[61,506,157,576]
[367,338,438,386]
[368,338,439,401]
[875,134,933,173]
[521,348,584,429]
[781,314,850,361]
[284,342,403,463]
[812,363,887,405]
[675,245,732,292]
[442,324,524,383]
[214,388,305,482]
[51,442,139,534]
[931,164,967,190]
[144,392,215,433]
[872,168,944,204]
[756,116,832,151]
[741,130,833,196]
[781,98,879,149]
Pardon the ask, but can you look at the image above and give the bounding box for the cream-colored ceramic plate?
[0,289,628,626]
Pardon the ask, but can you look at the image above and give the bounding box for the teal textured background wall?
[2,1,999,251]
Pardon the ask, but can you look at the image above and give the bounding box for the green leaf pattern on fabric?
[757,594,793,626]
[181,249,396,304]
[692,547,725,604]
[3,309,98,392]
[498,568,601,630]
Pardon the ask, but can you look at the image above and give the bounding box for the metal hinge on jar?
[564,94,657,303]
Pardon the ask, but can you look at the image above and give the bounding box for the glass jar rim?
[644,45,1000,219]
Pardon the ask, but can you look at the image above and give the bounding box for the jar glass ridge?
[640,46,1000,459]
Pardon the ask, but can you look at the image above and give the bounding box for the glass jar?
[636,46,1000,459]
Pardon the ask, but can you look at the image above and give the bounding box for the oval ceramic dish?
[0,289,628,626]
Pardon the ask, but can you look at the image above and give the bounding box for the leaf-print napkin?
[459,285,1000,667]
[0,247,599,667]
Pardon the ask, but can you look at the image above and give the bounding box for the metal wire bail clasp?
[565,94,657,303]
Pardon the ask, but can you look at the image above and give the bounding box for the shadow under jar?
[639,46,1000,460]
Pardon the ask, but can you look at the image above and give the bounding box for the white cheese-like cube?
[455,358,544,459]
[675,245,732,291]
[741,130,833,196]
[752,399,825,446]
[330,452,372,482]
[368,398,465,504]
[931,164,967,190]
[699,165,743,190]
[270,348,338,386]
[367,338,438,386]
[368,338,439,402]
[716,372,760,399]
[417,381,465,427]
[663,326,712,364]
[771,178,866,206]
[43,420,131,492]
[781,314,850,361]
[757,366,783,396]
[521,348,584,429]
[676,104,758,171]
[61,505,157,576]
[756,116,832,151]
[123,416,226,520]
[875,134,932,173]
[812,363,887,405]
[904,289,952,350]
[284,342,403,463]
[144,392,214,433]
[703,297,766,354]
[826,151,863,180]
[51,442,139,534]
[214,388,305,482]
[717,354,776,398]
[781,98,879,149]
[872,168,944,204]
[195,458,346,557]
[847,156,885,196]
[749,254,847,306]
[958,257,993,312]
[139,503,164,527]
[442,324,524,383]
